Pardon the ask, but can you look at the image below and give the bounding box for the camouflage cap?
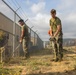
[50,9,56,14]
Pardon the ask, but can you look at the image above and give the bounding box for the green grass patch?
[0,68,22,75]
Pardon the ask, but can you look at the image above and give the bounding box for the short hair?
[18,19,24,22]
[50,9,56,14]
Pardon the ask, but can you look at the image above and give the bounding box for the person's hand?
[51,35,54,39]
[19,39,22,43]
[49,36,56,41]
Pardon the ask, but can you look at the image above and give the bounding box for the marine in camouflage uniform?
[18,19,29,59]
[49,9,63,62]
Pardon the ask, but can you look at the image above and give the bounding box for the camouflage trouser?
[51,36,63,60]
[22,38,29,57]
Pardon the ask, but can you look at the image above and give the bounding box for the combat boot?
[54,58,59,62]
[58,54,63,62]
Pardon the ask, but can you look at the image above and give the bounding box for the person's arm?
[49,19,53,36]
[54,25,61,37]
[21,30,24,39]
[20,26,25,43]
[49,26,53,36]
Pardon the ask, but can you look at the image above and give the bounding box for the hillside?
[63,38,76,46]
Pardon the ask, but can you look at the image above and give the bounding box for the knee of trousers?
[23,47,28,52]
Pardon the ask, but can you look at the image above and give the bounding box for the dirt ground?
[0,46,76,75]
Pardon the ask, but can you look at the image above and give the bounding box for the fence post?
[0,47,5,63]
[0,50,2,63]
[1,50,2,63]
[13,12,16,57]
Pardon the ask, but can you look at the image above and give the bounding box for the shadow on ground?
[30,48,76,57]
[30,49,53,56]
[26,69,76,75]
[63,48,76,54]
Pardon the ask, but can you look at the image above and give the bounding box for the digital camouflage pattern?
[50,17,63,61]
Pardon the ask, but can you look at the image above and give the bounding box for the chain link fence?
[0,0,43,62]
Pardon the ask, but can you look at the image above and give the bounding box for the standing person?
[49,9,63,62]
[18,19,29,59]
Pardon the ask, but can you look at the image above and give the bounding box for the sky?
[0,0,76,41]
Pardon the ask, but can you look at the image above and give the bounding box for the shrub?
[0,30,6,47]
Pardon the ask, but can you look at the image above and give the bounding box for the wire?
[15,0,29,19]
[11,0,19,8]
[7,0,35,30]
[13,0,28,21]
[6,0,16,10]
[2,0,42,40]
[14,0,37,33]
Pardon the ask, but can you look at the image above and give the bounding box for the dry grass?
[25,47,76,75]
[0,46,76,75]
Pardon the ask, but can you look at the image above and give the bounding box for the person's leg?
[51,40,59,62]
[59,43,63,61]
[54,44,59,62]
[57,38,63,61]
[22,39,28,58]
[25,41,30,58]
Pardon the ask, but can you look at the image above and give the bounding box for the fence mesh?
[0,0,43,62]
